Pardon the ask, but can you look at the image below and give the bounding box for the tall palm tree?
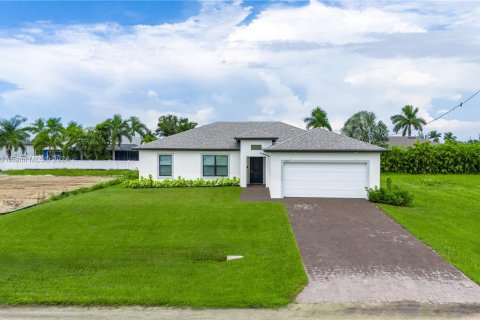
[391,105,426,137]
[128,116,147,137]
[428,130,441,142]
[304,106,332,131]
[29,118,48,155]
[104,114,132,160]
[341,111,389,147]
[0,115,30,159]
[45,117,64,158]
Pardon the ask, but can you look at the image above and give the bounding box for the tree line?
[304,105,462,147]
[0,105,469,160]
[0,114,197,160]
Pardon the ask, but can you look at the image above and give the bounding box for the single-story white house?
[135,122,386,199]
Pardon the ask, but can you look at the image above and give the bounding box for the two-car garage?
[282,162,369,198]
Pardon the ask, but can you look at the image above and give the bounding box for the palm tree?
[428,130,441,142]
[141,129,157,144]
[0,115,30,159]
[304,106,332,131]
[103,114,132,160]
[29,118,48,155]
[45,117,64,159]
[128,116,147,137]
[391,105,426,137]
[341,111,389,147]
[444,132,457,142]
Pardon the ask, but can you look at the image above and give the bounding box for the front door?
[249,157,264,184]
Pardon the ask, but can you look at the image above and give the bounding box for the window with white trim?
[203,155,228,177]
[159,155,172,176]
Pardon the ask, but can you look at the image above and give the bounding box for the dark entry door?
[249,157,264,184]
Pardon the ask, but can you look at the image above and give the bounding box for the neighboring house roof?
[136,122,305,151]
[388,136,439,147]
[107,144,139,151]
[265,128,386,152]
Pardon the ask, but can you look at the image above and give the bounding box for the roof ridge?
[265,129,314,149]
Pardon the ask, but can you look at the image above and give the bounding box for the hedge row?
[381,142,480,174]
[122,176,240,188]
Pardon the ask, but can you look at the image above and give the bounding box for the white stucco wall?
[138,150,240,180]
[239,139,274,187]
[267,152,382,199]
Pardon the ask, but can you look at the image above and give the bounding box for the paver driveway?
[284,198,480,304]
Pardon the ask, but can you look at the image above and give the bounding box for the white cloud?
[229,0,425,45]
[147,90,158,98]
[0,1,479,140]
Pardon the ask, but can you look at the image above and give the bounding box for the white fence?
[0,159,139,171]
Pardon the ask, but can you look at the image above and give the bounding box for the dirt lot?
[0,175,114,213]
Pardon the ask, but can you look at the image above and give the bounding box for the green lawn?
[1,168,138,178]
[379,174,480,284]
[0,187,307,307]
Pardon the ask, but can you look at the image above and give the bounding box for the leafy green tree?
[155,115,197,137]
[62,121,84,159]
[141,129,158,144]
[341,111,389,147]
[304,106,332,131]
[428,130,441,142]
[102,114,132,160]
[45,117,65,158]
[128,116,147,137]
[391,105,426,137]
[29,118,49,155]
[82,127,109,160]
[444,132,457,142]
[0,115,30,159]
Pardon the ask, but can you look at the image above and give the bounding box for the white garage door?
[283,162,368,198]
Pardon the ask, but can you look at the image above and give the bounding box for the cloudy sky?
[0,0,479,140]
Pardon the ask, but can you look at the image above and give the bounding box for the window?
[159,155,172,176]
[251,144,262,150]
[203,155,228,177]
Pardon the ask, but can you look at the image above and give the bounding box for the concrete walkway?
[1,303,479,320]
[284,198,480,304]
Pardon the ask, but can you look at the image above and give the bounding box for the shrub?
[367,178,413,206]
[122,176,240,189]
[381,141,480,174]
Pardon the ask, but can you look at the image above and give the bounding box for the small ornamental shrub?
[367,178,413,206]
[122,175,240,188]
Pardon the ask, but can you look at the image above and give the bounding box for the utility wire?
[425,89,480,125]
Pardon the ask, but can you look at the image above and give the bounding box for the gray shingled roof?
[264,128,386,152]
[136,122,305,150]
[234,129,279,140]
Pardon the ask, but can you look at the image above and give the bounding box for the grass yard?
[1,168,138,178]
[379,174,480,284]
[0,187,307,307]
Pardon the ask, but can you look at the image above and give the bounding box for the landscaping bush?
[381,141,480,174]
[123,175,240,188]
[367,178,413,206]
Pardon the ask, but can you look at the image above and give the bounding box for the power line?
[425,89,480,125]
